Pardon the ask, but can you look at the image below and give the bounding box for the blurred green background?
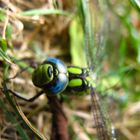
[0,0,140,140]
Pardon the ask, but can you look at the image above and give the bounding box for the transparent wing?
[90,87,112,140]
[83,0,108,71]
[82,0,116,139]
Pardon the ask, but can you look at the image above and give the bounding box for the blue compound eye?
[44,57,67,73]
[43,73,69,94]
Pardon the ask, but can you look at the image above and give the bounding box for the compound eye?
[48,66,53,78]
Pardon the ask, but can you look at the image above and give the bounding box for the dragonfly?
[2,0,116,140]
[5,57,116,140]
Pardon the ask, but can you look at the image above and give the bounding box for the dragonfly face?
[32,57,69,94]
[32,57,91,95]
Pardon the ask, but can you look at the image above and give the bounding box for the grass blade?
[0,38,12,64]
[18,9,70,16]
[130,0,140,12]
[2,64,48,140]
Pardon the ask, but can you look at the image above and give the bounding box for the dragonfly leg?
[8,67,31,80]
[1,88,44,102]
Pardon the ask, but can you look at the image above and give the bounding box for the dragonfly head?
[32,57,69,94]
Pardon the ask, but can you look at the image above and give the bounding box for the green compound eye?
[32,64,54,88]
